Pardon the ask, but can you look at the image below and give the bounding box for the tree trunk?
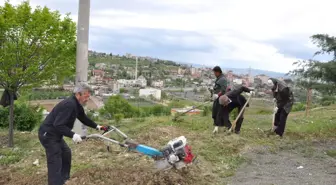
[305,88,312,117]
[8,90,14,147]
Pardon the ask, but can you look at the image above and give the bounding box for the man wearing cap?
[267,78,294,137]
[211,66,228,133]
[216,86,254,134]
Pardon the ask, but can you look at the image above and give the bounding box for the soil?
[227,140,336,185]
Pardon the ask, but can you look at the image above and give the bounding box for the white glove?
[72,133,82,143]
[273,98,276,103]
[250,91,255,96]
[96,125,102,130]
[273,107,278,113]
[212,94,219,100]
[212,126,218,133]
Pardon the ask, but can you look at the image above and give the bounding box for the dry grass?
[1,100,336,185]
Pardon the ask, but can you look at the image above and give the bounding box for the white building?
[139,88,161,100]
[136,75,147,87]
[151,80,164,88]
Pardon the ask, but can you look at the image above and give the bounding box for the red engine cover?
[183,144,194,163]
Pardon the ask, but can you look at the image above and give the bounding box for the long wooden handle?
[230,95,252,131]
[271,101,276,129]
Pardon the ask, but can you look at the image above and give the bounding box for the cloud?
[3,0,336,73]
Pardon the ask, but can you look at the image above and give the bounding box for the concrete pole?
[73,0,91,136]
[75,0,90,84]
[135,56,138,80]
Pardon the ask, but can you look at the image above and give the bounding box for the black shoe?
[234,130,240,134]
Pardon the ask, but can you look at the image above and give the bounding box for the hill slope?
[1,100,335,184]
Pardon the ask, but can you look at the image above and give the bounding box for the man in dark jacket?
[38,83,107,185]
[211,66,228,133]
[267,78,294,137]
[216,86,253,134]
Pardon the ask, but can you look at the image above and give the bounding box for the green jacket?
[213,74,228,95]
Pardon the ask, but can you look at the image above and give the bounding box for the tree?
[99,95,135,118]
[289,34,336,115]
[0,1,76,147]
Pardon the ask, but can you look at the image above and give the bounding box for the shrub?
[292,102,306,112]
[0,102,43,131]
[114,113,124,124]
[99,95,135,118]
[320,95,336,106]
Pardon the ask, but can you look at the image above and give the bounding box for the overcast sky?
[2,0,336,73]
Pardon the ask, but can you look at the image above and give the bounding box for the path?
[227,141,336,185]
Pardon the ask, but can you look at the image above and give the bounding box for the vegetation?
[19,89,71,100]
[0,101,43,131]
[0,1,76,147]
[1,99,335,184]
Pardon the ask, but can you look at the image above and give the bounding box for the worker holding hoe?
[38,83,108,185]
[211,66,228,133]
[267,78,294,137]
[216,86,254,134]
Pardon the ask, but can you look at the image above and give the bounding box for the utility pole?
[75,0,90,85]
[135,56,138,80]
[74,0,91,136]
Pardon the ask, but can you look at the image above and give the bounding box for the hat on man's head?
[212,66,222,73]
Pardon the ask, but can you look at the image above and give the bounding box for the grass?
[1,99,336,184]
[326,149,336,158]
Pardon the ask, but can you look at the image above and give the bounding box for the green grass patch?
[326,149,336,158]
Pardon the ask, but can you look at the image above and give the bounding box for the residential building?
[139,88,161,100]
[151,80,164,88]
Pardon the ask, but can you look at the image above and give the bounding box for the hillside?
[88,52,286,78]
[1,99,335,185]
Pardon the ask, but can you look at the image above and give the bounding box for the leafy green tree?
[290,34,336,95]
[0,1,76,147]
[99,95,135,118]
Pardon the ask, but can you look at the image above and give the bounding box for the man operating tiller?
[214,86,254,134]
[38,83,108,185]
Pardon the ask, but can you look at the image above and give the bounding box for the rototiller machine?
[80,125,197,171]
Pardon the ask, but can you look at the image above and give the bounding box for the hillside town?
[72,51,293,103]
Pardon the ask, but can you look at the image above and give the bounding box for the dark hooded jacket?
[226,86,251,108]
[0,89,18,107]
[269,78,294,113]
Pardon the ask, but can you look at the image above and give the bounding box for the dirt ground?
[227,140,336,185]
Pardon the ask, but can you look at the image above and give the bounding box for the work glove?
[72,133,82,144]
[212,126,218,134]
[96,125,109,131]
[212,94,219,101]
[273,107,278,113]
[250,91,255,96]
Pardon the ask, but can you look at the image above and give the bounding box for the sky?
[2,0,336,73]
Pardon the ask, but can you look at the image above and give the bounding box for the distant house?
[136,75,147,87]
[151,80,164,88]
[92,69,105,77]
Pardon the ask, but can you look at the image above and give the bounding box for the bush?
[99,95,135,118]
[292,102,306,112]
[114,113,124,124]
[0,102,43,131]
[320,95,336,106]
